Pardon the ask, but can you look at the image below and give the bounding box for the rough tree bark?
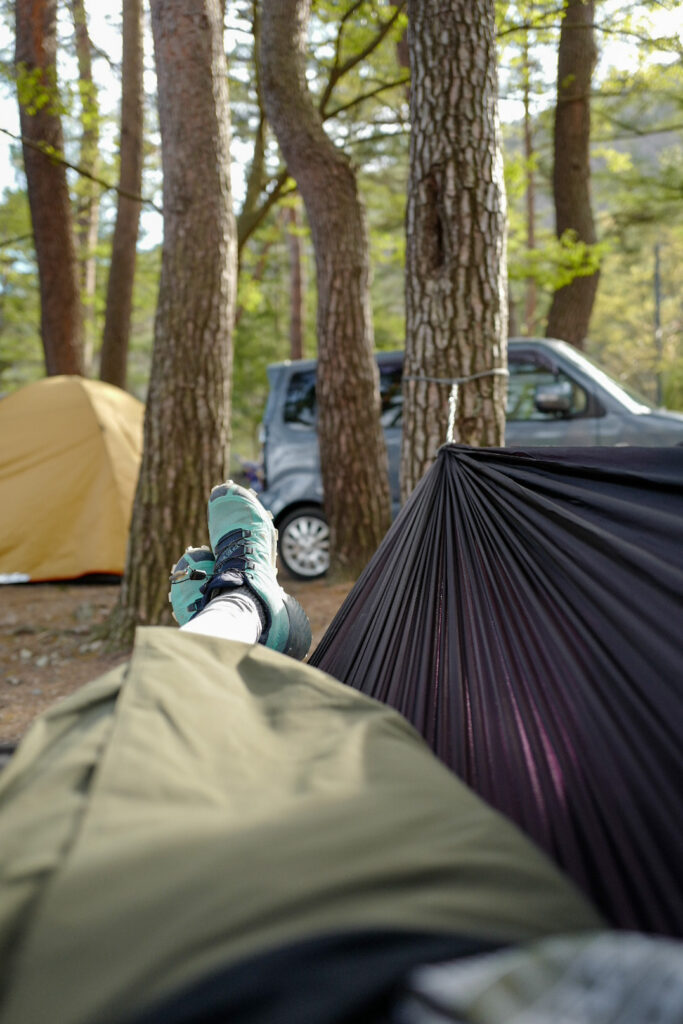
[261,0,392,580]
[100,0,144,388]
[68,0,100,374]
[545,0,599,349]
[15,0,83,375]
[401,0,508,499]
[522,33,537,335]
[285,203,305,361]
[107,0,236,645]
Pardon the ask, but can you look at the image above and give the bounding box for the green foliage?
[125,245,162,400]
[588,226,683,410]
[226,0,411,458]
[4,0,683,431]
[70,78,100,138]
[512,230,609,290]
[230,209,314,461]
[662,361,683,411]
[585,50,683,409]
[229,0,409,246]
[0,179,163,399]
[0,189,42,393]
[15,63,66,119]
[504,129,606,300]
[362,154,407,351]
[312,1,408,100]
[499,0,683,355]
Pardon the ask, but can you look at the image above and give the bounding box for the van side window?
[284,362,404,428]
[284,370,317,427]
[507,356,587,421]
[379,363,403,428]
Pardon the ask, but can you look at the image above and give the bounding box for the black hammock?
[310,444,683,937]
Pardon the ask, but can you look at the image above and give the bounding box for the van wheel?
[278,506,330,580]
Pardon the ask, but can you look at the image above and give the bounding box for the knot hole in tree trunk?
[421,168,445,273]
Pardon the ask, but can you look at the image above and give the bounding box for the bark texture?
[545,0,599,349]
[68,0,100,373]
[15,0,83,375]
[108,0,236,644]
[261,0,391,580]
[401,0,508,498]
[285,203,305,361]
[100,0,144,388]
[523,36,537,334]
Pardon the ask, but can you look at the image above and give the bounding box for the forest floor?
[0,574,352,752]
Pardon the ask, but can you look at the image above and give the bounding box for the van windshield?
[557,343,653,413]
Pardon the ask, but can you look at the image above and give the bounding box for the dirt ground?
[0,576,352,750]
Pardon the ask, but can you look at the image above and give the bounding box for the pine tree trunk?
[106,0,236,647]
[401,0,508,499]
[545,0,599,349]
[100,0,144,388]
[523,36,537,335]
[15,0,83,375]
[261,0,391,580]
[69,0,100,374]
[285,203,305,360]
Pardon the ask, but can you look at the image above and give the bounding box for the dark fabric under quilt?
[310,444,683,936]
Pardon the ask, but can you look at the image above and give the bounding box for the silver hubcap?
[280,515,330,577]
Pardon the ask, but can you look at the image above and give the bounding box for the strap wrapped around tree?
[310,445,683,937]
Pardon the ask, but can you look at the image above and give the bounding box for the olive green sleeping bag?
[0,628,602,1024]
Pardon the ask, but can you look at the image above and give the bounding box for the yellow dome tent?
[0,376,144,582]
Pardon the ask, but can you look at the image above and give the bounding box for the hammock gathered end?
[311,444,683,937]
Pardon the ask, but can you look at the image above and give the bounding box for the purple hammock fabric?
[310,444,683,937]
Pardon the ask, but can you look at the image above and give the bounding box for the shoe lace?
[212,528,256,576]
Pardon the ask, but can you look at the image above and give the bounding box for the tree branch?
[0,126,162,212]
[498,10,682,55]
[237,168,294,252]
[497,6,564,39]
[0,232,34,248]
[239,3,407,250]
[318,1,406,116]
[324,74,410,119]
[595,117,683,138]
[593,23,683,52]
[333,0,366,70]
[344,126,408,148]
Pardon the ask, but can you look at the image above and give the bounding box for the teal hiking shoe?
[204,481,312,660]
[168,546,215,626]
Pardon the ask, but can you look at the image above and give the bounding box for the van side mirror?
[534,381,572,415]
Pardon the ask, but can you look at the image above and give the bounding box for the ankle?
[202,582,266,631]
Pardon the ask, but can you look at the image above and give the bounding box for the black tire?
[277,505,330,580]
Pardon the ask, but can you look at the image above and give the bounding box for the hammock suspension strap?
[405,367,510,443]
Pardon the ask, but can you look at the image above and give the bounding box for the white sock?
[181,590,263,644]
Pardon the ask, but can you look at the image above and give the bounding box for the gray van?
[258,337,683,578]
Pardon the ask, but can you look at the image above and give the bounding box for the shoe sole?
[282,594,313,660]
